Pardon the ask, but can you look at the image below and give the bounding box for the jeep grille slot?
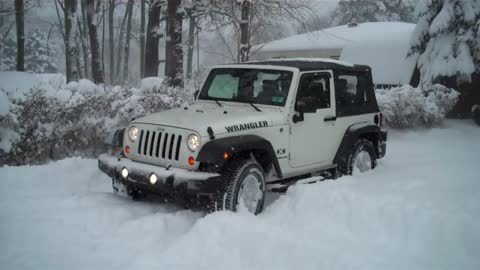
[162,133,169,158]
[155,132,162,157]
[175,135,182,160]
[136,129,182,161]
[138,130,144,154]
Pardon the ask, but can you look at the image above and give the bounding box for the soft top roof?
[242,58,371,73]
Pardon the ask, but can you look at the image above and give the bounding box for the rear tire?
[473,105,480,126]
[211,158,266,215]
[338,139,377,176]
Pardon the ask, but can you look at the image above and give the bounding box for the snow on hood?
[131,103,287,137]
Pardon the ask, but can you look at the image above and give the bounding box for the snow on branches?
[409,0,480,86]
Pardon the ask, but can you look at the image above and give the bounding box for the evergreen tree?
[0,30,59,73]
[25,29,59,73]
[409,0,480,86]
[331,0,415,26]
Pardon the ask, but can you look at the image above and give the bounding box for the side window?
[336,75,359,106]
[335,72,376,116]
[208,74,239,99]
[296,73,331,110]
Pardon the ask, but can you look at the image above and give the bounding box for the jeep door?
[289,71,337,168]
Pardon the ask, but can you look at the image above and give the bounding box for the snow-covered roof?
[256,22,418,85]
[248,57,354,67]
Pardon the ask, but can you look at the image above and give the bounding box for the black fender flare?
[196,135,283,178]
[334,123,385,163]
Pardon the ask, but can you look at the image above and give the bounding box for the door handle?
[324,116,337,122]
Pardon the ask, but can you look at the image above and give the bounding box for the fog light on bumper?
[149,173,158,185]
[121,167,129,179]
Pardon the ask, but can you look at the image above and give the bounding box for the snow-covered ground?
[1,121,479,269]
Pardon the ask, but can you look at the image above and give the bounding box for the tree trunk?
[165,0,183,87]
[77,17,88,78]
[144,0,162,77]
[80,0,89,78]
[108,0,115,83]
[15,0,25,71]
[102,3,106,80]
[86,0,104,83]
[239,0,251,63]
[186,13,195,80]
[140,0,146,78]
[65,0,80,82]
[115,3,129,83]
[122,0,134,83]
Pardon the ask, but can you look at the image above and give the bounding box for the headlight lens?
[187,134,200,151]
[128,126,139,142]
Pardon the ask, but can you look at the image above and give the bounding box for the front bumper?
[98,154,220,195]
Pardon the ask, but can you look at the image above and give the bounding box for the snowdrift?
[0,121,479,269]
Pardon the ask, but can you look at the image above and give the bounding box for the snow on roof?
[259,22,415,52]
[257,22,417,85]
[249,57,355,67]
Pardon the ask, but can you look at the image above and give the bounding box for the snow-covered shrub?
[0,75,193,165]
[376,84,459,128]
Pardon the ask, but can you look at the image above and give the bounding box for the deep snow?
[1,121,479,269]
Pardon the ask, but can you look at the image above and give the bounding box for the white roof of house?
[257,22,418,85]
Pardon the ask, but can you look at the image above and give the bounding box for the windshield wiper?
[249,103,262,112]
[214,99,223,107]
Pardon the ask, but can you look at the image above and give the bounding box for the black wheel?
[338,139,377,176]
[473,105,480,126]
[211,158,266,215]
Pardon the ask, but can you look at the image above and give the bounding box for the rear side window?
[334,72,378,117]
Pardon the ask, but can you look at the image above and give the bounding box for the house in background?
[252,22,419,89]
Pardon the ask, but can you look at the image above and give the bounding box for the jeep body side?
[98,59,387,214]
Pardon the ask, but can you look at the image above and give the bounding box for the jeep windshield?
[198,68,293,107]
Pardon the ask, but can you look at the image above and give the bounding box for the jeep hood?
[131,104,287,137]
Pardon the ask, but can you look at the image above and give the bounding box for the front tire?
[211,158,266,215]
[338,139,377,176]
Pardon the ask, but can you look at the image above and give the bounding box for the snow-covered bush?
[0,75,193,165]
[376,84,459,128]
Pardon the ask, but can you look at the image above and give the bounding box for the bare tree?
[86,0,104,83]
[239,0,251,62]
[108,0,115,83]
[15,0,25,71]
[65,0,79,82]
[122,0,134,83]
[140,0,146,78]
[165,0,183,86]
[115,2,130,82]
[144,0,163,77]
[186,13,196,79]
[207,0,312,62]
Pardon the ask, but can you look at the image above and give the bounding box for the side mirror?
[293,98,316,123]
[194,90,200,100]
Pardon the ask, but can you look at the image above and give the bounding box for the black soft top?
[243,59,371,73]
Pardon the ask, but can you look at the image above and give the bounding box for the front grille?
[137,129,182,161]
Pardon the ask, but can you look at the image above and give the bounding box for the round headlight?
[128,126,139,142]
[187,134,200,152]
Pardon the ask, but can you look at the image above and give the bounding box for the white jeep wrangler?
[99,59,387,214]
